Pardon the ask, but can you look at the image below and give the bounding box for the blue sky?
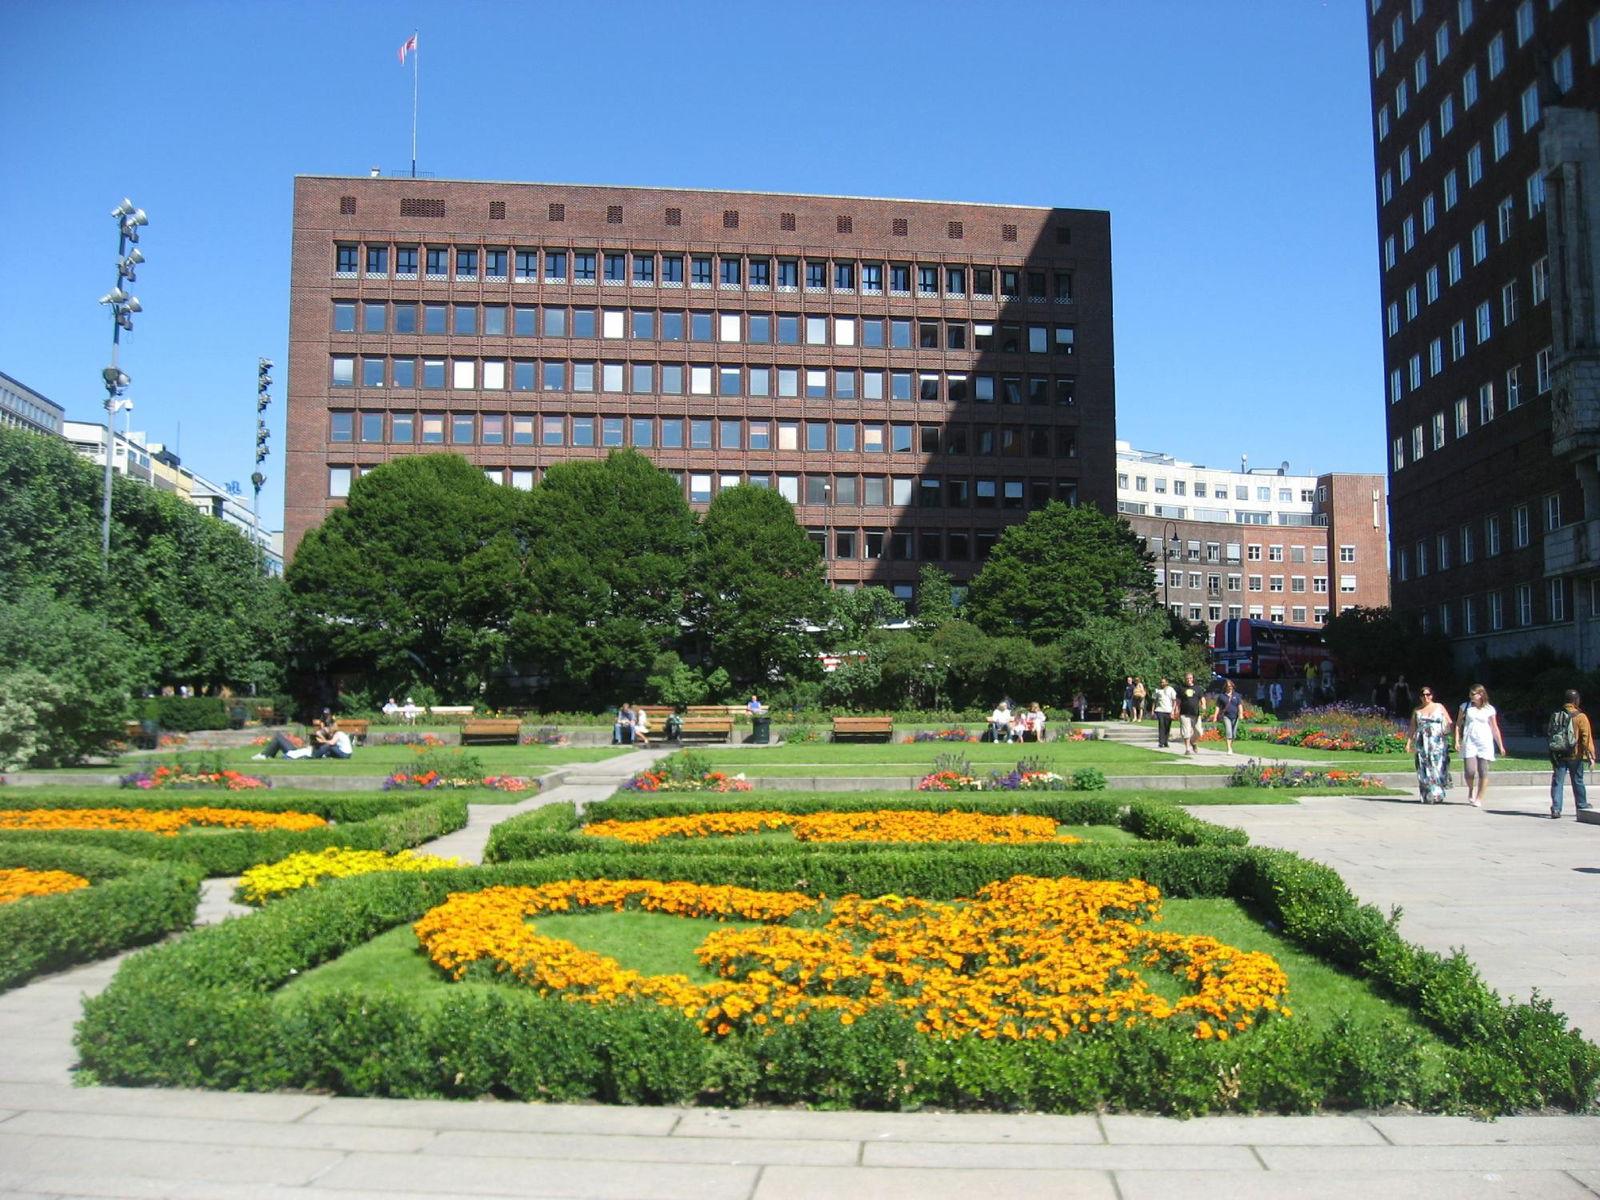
[1,0,1379,526]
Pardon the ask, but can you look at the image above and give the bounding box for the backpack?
[1548,708,1577,756]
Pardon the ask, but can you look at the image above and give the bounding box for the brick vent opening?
[947,220,963,239]
[400,197,445,219]
[723,209,739,229]
[892,218,908,237]
[780,212,796,231]
[549,203,566,222]
[837,215,852,234]
[1002,223,1018,242]
[607,205,623,224]
[665,207,682,226]
[339,195,356,215]
[489,201,506,220]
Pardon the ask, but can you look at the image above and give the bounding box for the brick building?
[285,178,1113,603]
[1115,441,1389,628]
[1367,0,1600,664]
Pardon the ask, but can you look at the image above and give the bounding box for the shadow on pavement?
[1486,809,1559,819]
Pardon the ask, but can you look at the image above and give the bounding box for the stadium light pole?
[100,199,148,567]
[253,358,273,572]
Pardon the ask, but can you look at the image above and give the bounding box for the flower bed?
[917,758,1101,792]
[383,771,537,793]
[902,728,978,743]
[520,727,571,747]
[0,806,327,836]
[120,765,270,791]
[0,866,90,905]
[1238,704,1406,755]
[413,874,1285,1042]
[581,809,1078,846]
[375,732,445,747]
[1227,761,1386,790]
[236,846,462,905]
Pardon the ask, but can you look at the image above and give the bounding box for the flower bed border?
[75,837,1599,1114]
[0,840,200,991]
[0,790,469,877]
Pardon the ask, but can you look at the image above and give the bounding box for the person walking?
[1152,676,1177,748]
[1213,678,1243,754]
[1071,690,1087,722]
[1403,685,1453,804]
[1268,679,1284,716]
[1548,689,1595,819]
[1120,677,1135,722]
[1177,673,1204,756]
[1132,678,1147,722]
[1454,684,1506,808]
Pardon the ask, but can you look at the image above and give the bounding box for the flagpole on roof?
[410,31,419,179]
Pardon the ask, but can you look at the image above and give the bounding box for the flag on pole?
[398,33,417,65]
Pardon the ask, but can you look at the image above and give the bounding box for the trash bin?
[228,704,248,730]
[750,715,772,745]
[137,719,161,751]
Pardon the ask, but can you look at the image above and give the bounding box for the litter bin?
[750,715,772,744]
[137,719,161,751]
[228,704,249,730]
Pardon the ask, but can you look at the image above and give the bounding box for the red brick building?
[285,178,1113,604]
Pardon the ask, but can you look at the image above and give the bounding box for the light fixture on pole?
[252,358,273,571]
[100,199,148,567]
[1161,519,1181,616]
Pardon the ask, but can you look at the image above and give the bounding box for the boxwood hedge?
[482,793,1246,863]
[0,789,468,876]
[1,840,201,990]
[76,843,1599,1113]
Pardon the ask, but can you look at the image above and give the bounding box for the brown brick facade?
[286,178,1115,602]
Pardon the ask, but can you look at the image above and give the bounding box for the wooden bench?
[677,716,733,744]
[687,705,744,720]
[461,718,521,745]
[831,716,894,742]
[124,720,144,742]
[636,705,676,730]
[333,718,370,746]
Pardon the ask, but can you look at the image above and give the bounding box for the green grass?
[46,741,632,778]
[702,740,1233,777]
[1230,740,1546,771]
[278,898,1443,1046]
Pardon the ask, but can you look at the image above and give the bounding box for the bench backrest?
[679,716,733,730]
[464,719,521,731]
[833,716,893,728]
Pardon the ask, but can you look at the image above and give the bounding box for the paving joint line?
[1248,1143,1270,1170]
[1368,1116,1396,1145]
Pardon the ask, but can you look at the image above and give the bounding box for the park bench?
[333,718,370,745]
[687,705,745,720]
[460,718,521,745]
[637,705,676,728]
[677,716,733,744]
[428,705,475,717]
[831,715,894,742]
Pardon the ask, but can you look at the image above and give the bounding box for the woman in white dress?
[1454,684,1506,808]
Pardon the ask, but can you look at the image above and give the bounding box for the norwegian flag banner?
[398,34,417,65]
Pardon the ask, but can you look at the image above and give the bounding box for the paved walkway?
[4,751,1600,1197]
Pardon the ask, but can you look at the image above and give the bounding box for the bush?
[134,696,230,733]
[0,594,136,765]
[0,841,200,990]
[1071,768,1107,791]
[0,789,469,876]
[0,670,66,771]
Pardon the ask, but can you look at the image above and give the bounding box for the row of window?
[332,302,1078,354]
[1156,569,1343,595]
[334,245,1076,301]
[1137,538,1345,564]
[326,462,1077,514]
[328,411,1080,457]
[1382,166,1544,281]
[1387,234,1547,347]
[1392,352,1552,468]
[1123,502,1323,527]
[1173,603,1331,626]
[1416,577,1575,636]
[1395,498,1565,583]
[1387,270,1548,402]
[328,357,1081,406]
[1122,475,1314,504]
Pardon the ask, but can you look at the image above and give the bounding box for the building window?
[1471,222,1487,264]
[1488,32,1505,79]
[1455,396,1469,436]
[1486,514,1502,556]
[1489,591,1504,629]
[1475,301,1492,344]
[1451,320,1465,360]
[1443,168,1457,209]
[1533,256,1549,305]
[328,467,351,498]
[1507,365,1522,409]
[1467,143,1482,186]
[1514,504,1531,548]
[1492,114,1510,161]
[1515,1,1533,46]
[1503,280,1519,326]
[1517,583,1534,626]
[1537,346,1553,394]
[1550,579,1567,623]
[1546,493,1563,532]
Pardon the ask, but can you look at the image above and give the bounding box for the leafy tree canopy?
[964,502,1154,643]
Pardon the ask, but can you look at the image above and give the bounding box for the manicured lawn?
[1230,740,1547,772]
[47,741,632,777]
[279,898,1444,1046]
[701,740,1233,777]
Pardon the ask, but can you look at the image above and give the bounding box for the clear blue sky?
[1,0,1380,527]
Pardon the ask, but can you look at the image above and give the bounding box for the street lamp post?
[99,199,148,568]
[252,358,273,572]
[1160,520,1180,615]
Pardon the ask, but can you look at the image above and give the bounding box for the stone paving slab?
[0,1132,344,1187]
[427,1127,859,1165]
[304,1094,682,1135]
[751,1165,1120,1199]
[674,1107,1104,1143]
[1,1108,438,1153]
[1099,1113,1389,1144]
[862,1140,1261,1170]
[311,1150,761,1198]
[1111,1169,1597,1199]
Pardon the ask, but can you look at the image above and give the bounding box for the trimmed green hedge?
[482,794,1246,863]
[75,847,1600,1112]
[0,790,469,876]
[0,841,201,990]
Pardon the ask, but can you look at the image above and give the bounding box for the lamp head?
[111,198,136,218]
[99,288,128,305]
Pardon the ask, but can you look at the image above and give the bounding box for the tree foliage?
[964,503,1154,642]
[1058,609,1207,707]
[687,486,829,688]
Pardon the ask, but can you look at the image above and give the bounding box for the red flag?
[398,34,417,65]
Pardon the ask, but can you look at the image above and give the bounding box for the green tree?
[688,486,829,688]
[825,586,906,647]
[1323,605,1454,700]
[964,502,1153,642]
[287,455,526,700]
[1058,609,1204,709]
[916,564,957,630]
[510,451,696,705]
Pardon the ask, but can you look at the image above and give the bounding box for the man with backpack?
[1548,690,1595,819]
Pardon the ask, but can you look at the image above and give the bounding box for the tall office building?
[0,370,64,437]
[1368,0,1600,663]
[286,179,1113,603]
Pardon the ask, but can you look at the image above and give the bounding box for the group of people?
[1405,684,1594,816]
[612,704,654,747]
[987,700,1048,743]
[1146,673,1244,756]
[252,709,355,760]
[381,697,421,724]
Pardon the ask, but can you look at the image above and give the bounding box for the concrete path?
[5,752,1600,1196]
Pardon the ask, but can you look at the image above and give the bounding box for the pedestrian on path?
[1403,685,1452,804]
[1548,689,1595,819]
[1152,676,1176,748]
[1120,677,1134,722]
[1177,673,1203,755]
[1212,678,1243,753]
[1132,678,1147,722]
[1453,684,1505,808]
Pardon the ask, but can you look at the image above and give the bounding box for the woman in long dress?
[1453,684,1506,808]
[1403,685,1454,804]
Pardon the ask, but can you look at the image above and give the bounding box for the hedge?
[0,841,201,990]
[482,793,1246,864]
[0,790,469,876]
[75,847,1600,1112]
